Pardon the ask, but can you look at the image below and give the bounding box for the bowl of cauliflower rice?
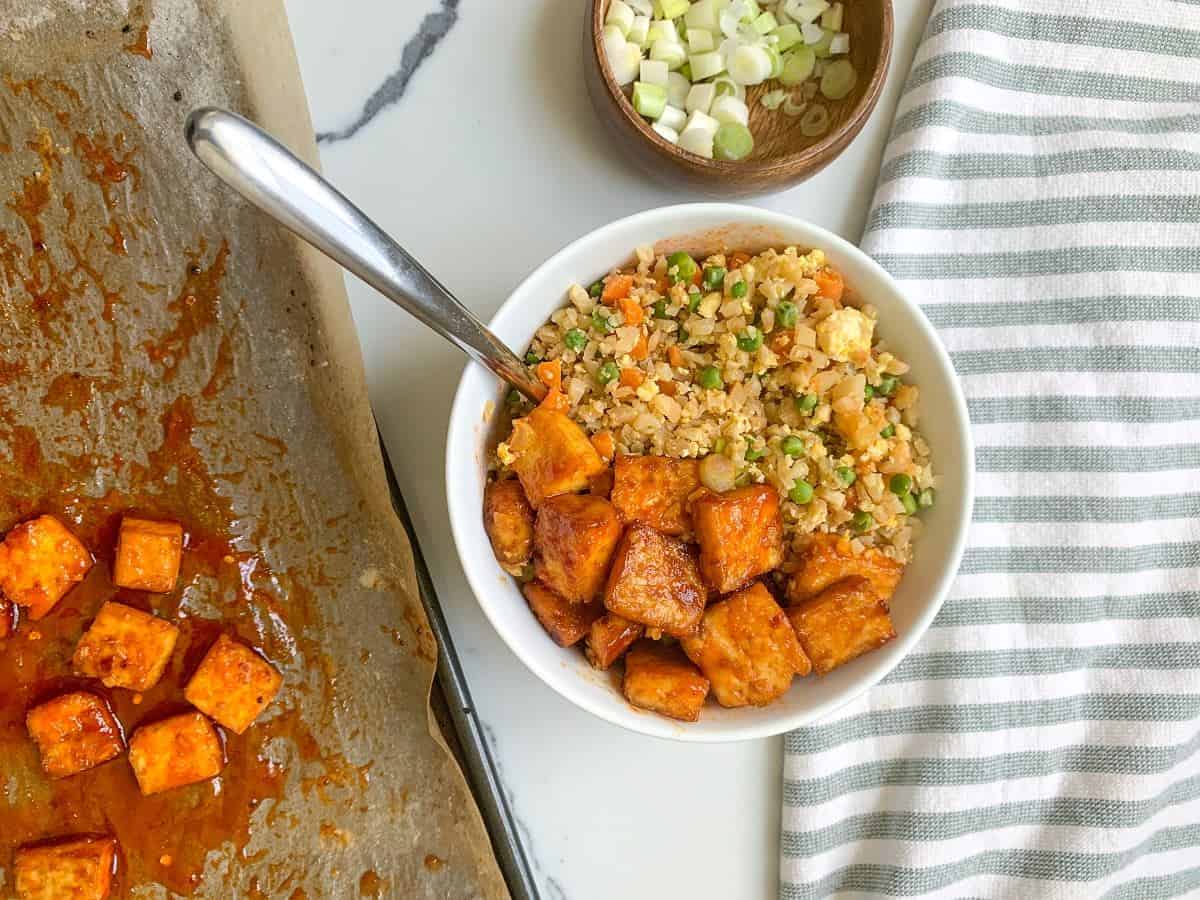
[447,204,973,741]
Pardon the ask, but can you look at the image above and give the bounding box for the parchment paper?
[0,1,509,897]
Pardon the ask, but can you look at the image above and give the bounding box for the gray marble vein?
[317,0,460,144]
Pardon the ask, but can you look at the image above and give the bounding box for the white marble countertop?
[283,2,931,897]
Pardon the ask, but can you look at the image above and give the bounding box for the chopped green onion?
[702,266,726,291]
[829,32,850,54]
[852,510,874,532]
[864,384,875,400]
[837,466,856,486]
[760,89,787,110]
[729,44,773,85]
[689,50,726,81]
[633,81,669,118]
[677,327,689,343]
[820,59,857,100]
[668,251,699,284]
[686,81,717,114]
[772,23,803,51]
[801,104,830,136]
[592,309,614,333]
[606,0,635,36]
[777,300,798,328]
[781,435,804,457]
[687,288,702,312]
[656,0,689,18]
[628,14,650,47]
[789,480,814,504]
[811,27,835,58]
[650,38,687,71]
[698,365,724,389]
[737,327,763,352]
[889,473,912,495]
[667,71,690,107]
[753,10,779,33]
[820,2,843,32]
[880,424,896,439]
[745,445,767,461]
[900,492,918,515]
[524,350,541,365]
[714,121,754,161]
[564,328,588,351]
[658,104,687,131]
[918,488,936,509]
[711,95,750,126]
[651,122,679,143]
[507,389,522,405]
[640,58,669,87]
[588,280,604,298]
[652,299,670,318]
[597,360,620,385]
[712,435,727,453]
[795,393,818,414]
[731,279,748,298]
[877,375,898,396]
[779,46,816,86]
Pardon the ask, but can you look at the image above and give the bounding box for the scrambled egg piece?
[816,307,874,364]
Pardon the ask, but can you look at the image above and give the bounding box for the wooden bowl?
[584,0,894,196]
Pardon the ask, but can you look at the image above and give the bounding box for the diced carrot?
[769,331,794,355]
[591,430,616,461]
[602,274,634,302]
[616,296,644,326]
[667,345,685,369]
[536,360,562,393]
[729,251,751,268]
[655,275,671,294]
[631,331,649,361]
[814,268,844,302]
[619,368,644,388]
[657,379,678,397]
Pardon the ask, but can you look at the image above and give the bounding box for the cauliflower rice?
[499,245,936,569]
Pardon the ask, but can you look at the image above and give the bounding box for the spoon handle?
[184,107,545,402]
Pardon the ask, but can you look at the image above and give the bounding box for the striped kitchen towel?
[780,1,1200,897]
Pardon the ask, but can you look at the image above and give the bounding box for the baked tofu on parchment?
[533,494,622,603]
[26,692,126,779]
[788,576,896,675]
[14,837,118,900]
[622,641,710,722]
[128,711,224,795]
[609,455,701,536]
[682,582,810,707]
[0,515,93,620]
[112,517,184,593]
[73,601,180,692]
[603,524,705,638]
[184,634,282,734]
[692,485,784,594]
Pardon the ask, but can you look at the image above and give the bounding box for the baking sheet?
[0,0,508,896]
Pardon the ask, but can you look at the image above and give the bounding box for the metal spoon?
[184,107,546,402]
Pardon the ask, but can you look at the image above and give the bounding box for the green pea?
[878,376,899,396]
[788,480,814,504]
[564,329,587,351]
[667,251,698,285]
[592,309,613,334]
[837,466,856,486]
[918,488,936,509]
[731,279,748,299]
[597,361,619,385]
[745,446,767,461]
[737,327,763,353]
[652,299,670,319]
[776,301,798,328]
[734,469,752,488]
[864,384,875,400]
[880,424,896,439]
[698,365,724,390]
[852,510,874,532]
[687,288,702,313]
[524,351,541,365]
[889,473,912,495]
[795,393,818,414]
[900,493,918,515]
[588,280,604,298]
[702,265,726,291]
[506,389,522,405]
[781,435,804,457]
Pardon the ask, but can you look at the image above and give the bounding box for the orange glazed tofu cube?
[692,485,783,594]
[484,479,535,575]
[26,692,126,779]
[112,517,184,593]
[622,641,710,722]
[506,407,606,508]
[0,515,93,620]
[0,598,13,639]
[14,837,118,900]
[533,494,623,603]
[128,711,224,795]
[610,455,701,536]
[585,614,643,670]
[184,634,283,734]
[786,533,904,605]
[603,524,705,638]
[73,601,180,692]
[681,582,810,708]
[788,577,896,675]
[524,580,602,648]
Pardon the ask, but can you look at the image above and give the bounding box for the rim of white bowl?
[446,202,975,743]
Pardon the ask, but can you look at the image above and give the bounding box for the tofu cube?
[72,601,180,692]
[112,517,183,593]
[183,634,283,734]
[584,614,643,670]
[14,837,117,900]
[26,692,126,779]
[0,515,93,620]
[610,455,701,536]
[523,580,602,648]
[483,479,535,575]
[622,641,710,722]
[692,485,784,594]
[788,576,896,675]
[127,711,224,795]
[0,597,13,639]
[786,533,904,604]
[603,524,706,637]
[507,407,606,508]
[533,494,623,603]
[681,582,810,707]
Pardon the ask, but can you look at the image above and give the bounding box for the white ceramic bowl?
[447,203,974,742]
